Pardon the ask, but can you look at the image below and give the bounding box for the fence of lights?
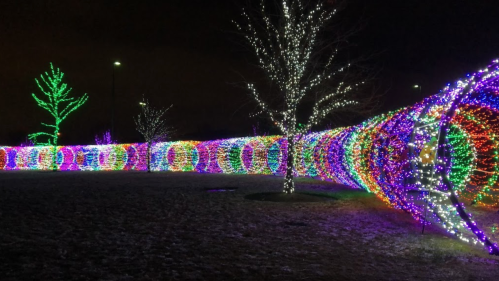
[1,61,499,255]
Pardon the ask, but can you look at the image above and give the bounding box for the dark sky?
[1,0,498,146]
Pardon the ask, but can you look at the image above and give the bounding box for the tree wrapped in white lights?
[28,63,88,170]
[134,98,173,173]
[235,0,368,193]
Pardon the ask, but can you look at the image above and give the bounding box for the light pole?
[414,84,422,101]
[112,61,121,140]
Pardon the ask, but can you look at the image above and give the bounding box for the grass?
[0,171,498,280]
[299,190,376,200]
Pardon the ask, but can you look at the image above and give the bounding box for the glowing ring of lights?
[0,148,7,170]
[166,142,188,172]
[185,141,200,171]
[267,137,286,174]
[123,145,139,171]
[6,148,17,170]
[56,147,75,171]
[75,147,99,171]
[15,147,31,170]
[242,139,267,174]
[217,139,237,174]
[216,140,230,173]
[194,142,210,172]
[98,146,115,170]
[110,145,128,171]
[314,129,340,181]
[295,133,319,177]
[206,140,223,174]
[37,147,53,170]
[191,147,200,169]
[150,142,171,171]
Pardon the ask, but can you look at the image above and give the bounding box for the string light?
[27,62,88,170]
[2,60,499,255]
[235,0,362,193]
[134,97,173,172]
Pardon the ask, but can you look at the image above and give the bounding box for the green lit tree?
[28,63,88,170]
[134,97,174,173]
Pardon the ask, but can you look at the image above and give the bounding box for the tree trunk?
[147,141,151,173]
[52,136,58,172]
[283,134,295,194]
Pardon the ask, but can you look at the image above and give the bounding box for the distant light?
[114,61,121,66]
[139,102,146,106]
[413,85,420,88]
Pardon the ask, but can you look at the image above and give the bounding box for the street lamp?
[112,61,121,140]
[139,102,146,106]
[414,84,422,100]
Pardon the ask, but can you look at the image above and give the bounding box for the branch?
[41,123,57,128]
[28,132,56,146]
[247,83,286,133]
[59,94,88,122]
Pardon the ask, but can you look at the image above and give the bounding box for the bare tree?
[134,97,173,173]
[235,0,373,193]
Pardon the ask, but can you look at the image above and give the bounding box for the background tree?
[235,0,374,193]
[19,137,35,147]
[95,130,116,145]
[134,97,174,173]
[28,63,88,170]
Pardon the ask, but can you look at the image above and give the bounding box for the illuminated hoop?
[0,148,7,170]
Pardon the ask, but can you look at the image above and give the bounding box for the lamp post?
[112,61,121,140]
[414,84,422,101]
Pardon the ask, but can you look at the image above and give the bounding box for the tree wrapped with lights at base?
[28,63,88,171]
[235,0,372,193]
[134,98,174,173]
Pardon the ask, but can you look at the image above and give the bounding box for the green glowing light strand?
[28,63,88,170]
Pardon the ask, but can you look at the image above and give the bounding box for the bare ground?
[0,171,498,280]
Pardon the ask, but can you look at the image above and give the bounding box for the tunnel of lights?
[2,61,499,255]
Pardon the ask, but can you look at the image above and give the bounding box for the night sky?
[1,0,498,146]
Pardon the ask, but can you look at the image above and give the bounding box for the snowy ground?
[0,171,498,280]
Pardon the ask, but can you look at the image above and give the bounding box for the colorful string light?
[2,60,499,255]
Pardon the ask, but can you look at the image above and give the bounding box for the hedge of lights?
[1,61,499,255]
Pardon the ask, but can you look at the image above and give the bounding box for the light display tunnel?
[1,61,499,255]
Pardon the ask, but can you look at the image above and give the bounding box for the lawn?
[0,171,498,280]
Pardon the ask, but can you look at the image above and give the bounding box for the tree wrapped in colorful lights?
[28,63,88,170]
[235,0,369,193]
[134,97,173,173]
